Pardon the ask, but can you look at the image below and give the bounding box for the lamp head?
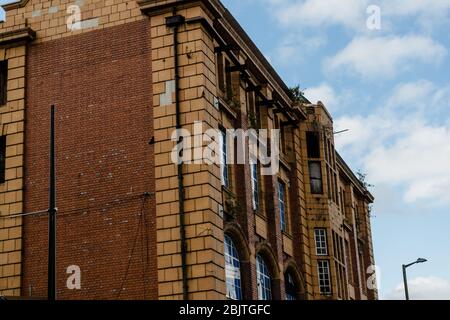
[416,258,427,264]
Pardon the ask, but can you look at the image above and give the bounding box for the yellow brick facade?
[2,0,144,43]
[0,45,26,297]
[149,3,226,300]
[0,0,377,300]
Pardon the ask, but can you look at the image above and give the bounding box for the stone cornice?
[336,152,375,203]
[139,0,308,120]
[0,27,36,47]
[2,0,30,11]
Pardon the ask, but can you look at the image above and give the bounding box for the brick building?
[0,0,377,300]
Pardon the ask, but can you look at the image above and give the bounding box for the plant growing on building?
[248,113,258,129]
[356,170,374,190]
[288,85,306,103]
[225,90,241,113]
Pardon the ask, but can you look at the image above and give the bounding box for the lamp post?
[402,258,428,300]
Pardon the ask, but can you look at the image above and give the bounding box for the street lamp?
[402,258,428,300]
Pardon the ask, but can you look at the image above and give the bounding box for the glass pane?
[224,235,242,300]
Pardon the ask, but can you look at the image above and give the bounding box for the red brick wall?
[21,20,156,300]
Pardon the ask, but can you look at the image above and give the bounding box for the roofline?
[336,152,374,203]
[139,0,310,116]
[220,7,310,105]
[2,0,29,11]
[4,0,311,111]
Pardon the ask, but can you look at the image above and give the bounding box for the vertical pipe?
[170,9,189,300]
[48,105,57,300]
[402,265,409,300]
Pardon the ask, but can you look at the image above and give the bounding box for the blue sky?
[220,0,450,299]
[2,0,450,299]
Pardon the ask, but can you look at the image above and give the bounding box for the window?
[317,260,332,295]
[339,188,345,214]
[280,126,286,154]
[345,240,354,284]
[219,130,229,188]
[250,163,259,210]
[256,255,272,300]
[278,180,287,232]
[306,131,320,158]
[274,116,286,154]
[314,228,328,255]
[359,249,366,294]
[0,60,7,106]
[326,167,332,200]
[285,272,297,300]
[225,59,233,99]
[308,161,323,194]
[224,235,242,300]
[0,136,5,183]
[333,173,338,204]
[216,52,225,92]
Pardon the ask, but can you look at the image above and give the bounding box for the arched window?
[256,255,272,300]
[285,272,297,300]
[224,235,242,300]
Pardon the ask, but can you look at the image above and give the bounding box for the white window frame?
[278,181,287,232]
[314,228,328,256]
[219,130,229,188]
[250,163,259,210]
[224,235,242,300]
[256,255,272,300]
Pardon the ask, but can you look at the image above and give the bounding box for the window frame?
[256,255,272,300]
[216,52,225,93]
[314,228,328,256]
[224,235,243,300]
[317,260,332,295]
[250,163,259,210]
[219,129,229,188]
[306,131,321,158]
[278,180,287,233]
[308,161,323,194]
[285,272,297,300]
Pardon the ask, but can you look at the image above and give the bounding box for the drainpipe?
[166,10,188,300]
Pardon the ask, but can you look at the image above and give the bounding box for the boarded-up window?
[216,53,225,93]
[309,161,323,194]
[225,59,233,99]
[0,136,6,183]
[0,60,8,106]
[306,131,320,158]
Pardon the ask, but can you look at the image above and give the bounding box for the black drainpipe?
[166,9,188,300]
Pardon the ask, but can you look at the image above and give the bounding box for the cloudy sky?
[220,0,450,299]
[1,0,450,300]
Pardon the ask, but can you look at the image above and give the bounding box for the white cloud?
[376,0,450,32]
[384,276,450,300]
[335,80,450,205]
[267,0,369,30]
[264,0,450,31]
[384,80,450,117]
[365,124,450,204]
[381,0,450,17]
[304,83,338,111]
[273,33,327,65]
[386,80,435,109]
[325,35,447,79]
